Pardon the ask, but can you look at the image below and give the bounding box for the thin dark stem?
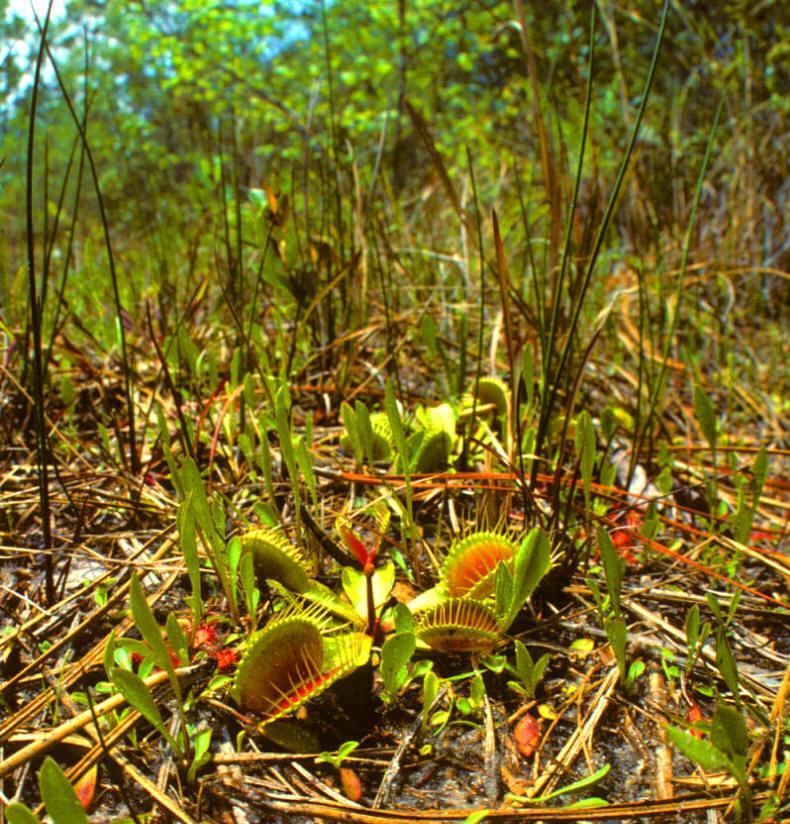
[533,0,670,489]
[37,22,139,475]
[465,147,486,469]
[27,1,55,605]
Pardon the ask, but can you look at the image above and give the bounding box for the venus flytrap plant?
[410,527,552,655]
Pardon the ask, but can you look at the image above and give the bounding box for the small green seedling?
[316,739,360,770]
[507,640,550,699]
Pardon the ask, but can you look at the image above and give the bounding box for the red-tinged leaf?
[687,701,705,738]
[339,766,363,802]
[74,765,98,811]
[514,713,540,758]
[339,524,370,567]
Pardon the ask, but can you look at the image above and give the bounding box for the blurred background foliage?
[0,0,787,351]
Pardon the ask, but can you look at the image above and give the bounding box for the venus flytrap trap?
[230,606,372,730]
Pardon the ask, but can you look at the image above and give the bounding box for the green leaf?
[750,447,768,501]
[462,810,490,824]
[514,639,534,681]
[422,670,439,720]
[380,632,416,695]
[510,763,611,804]
[532,653,551,689]
[577,411,595,499]
[275,384,296,472]
[605,618,627,682]
[103,630,117,680]
[341,401,362,464]
[187,727,213,783]
[165,613,189,666]
[384,379,409,468]
[706,591,723,622]
[4,803,42,824]
[38,756,89,824]
[355,401,375,465]
[715,630,740,702]
[501,528,550,630]
[393,602,414,634]
[470,673,485,706]
[227,536,242,590]
[693,383,717,449]
[178,494,203,626]
[110,667,179,751]
[565,797,610,809]
[239,551,260,620]
[666,725,730,772]
[129,574,177,687]
[685,605,700,657]
[181,458,213,539]
[598,527,622,618]
[261,719,321,753]
[711,704,749,759]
